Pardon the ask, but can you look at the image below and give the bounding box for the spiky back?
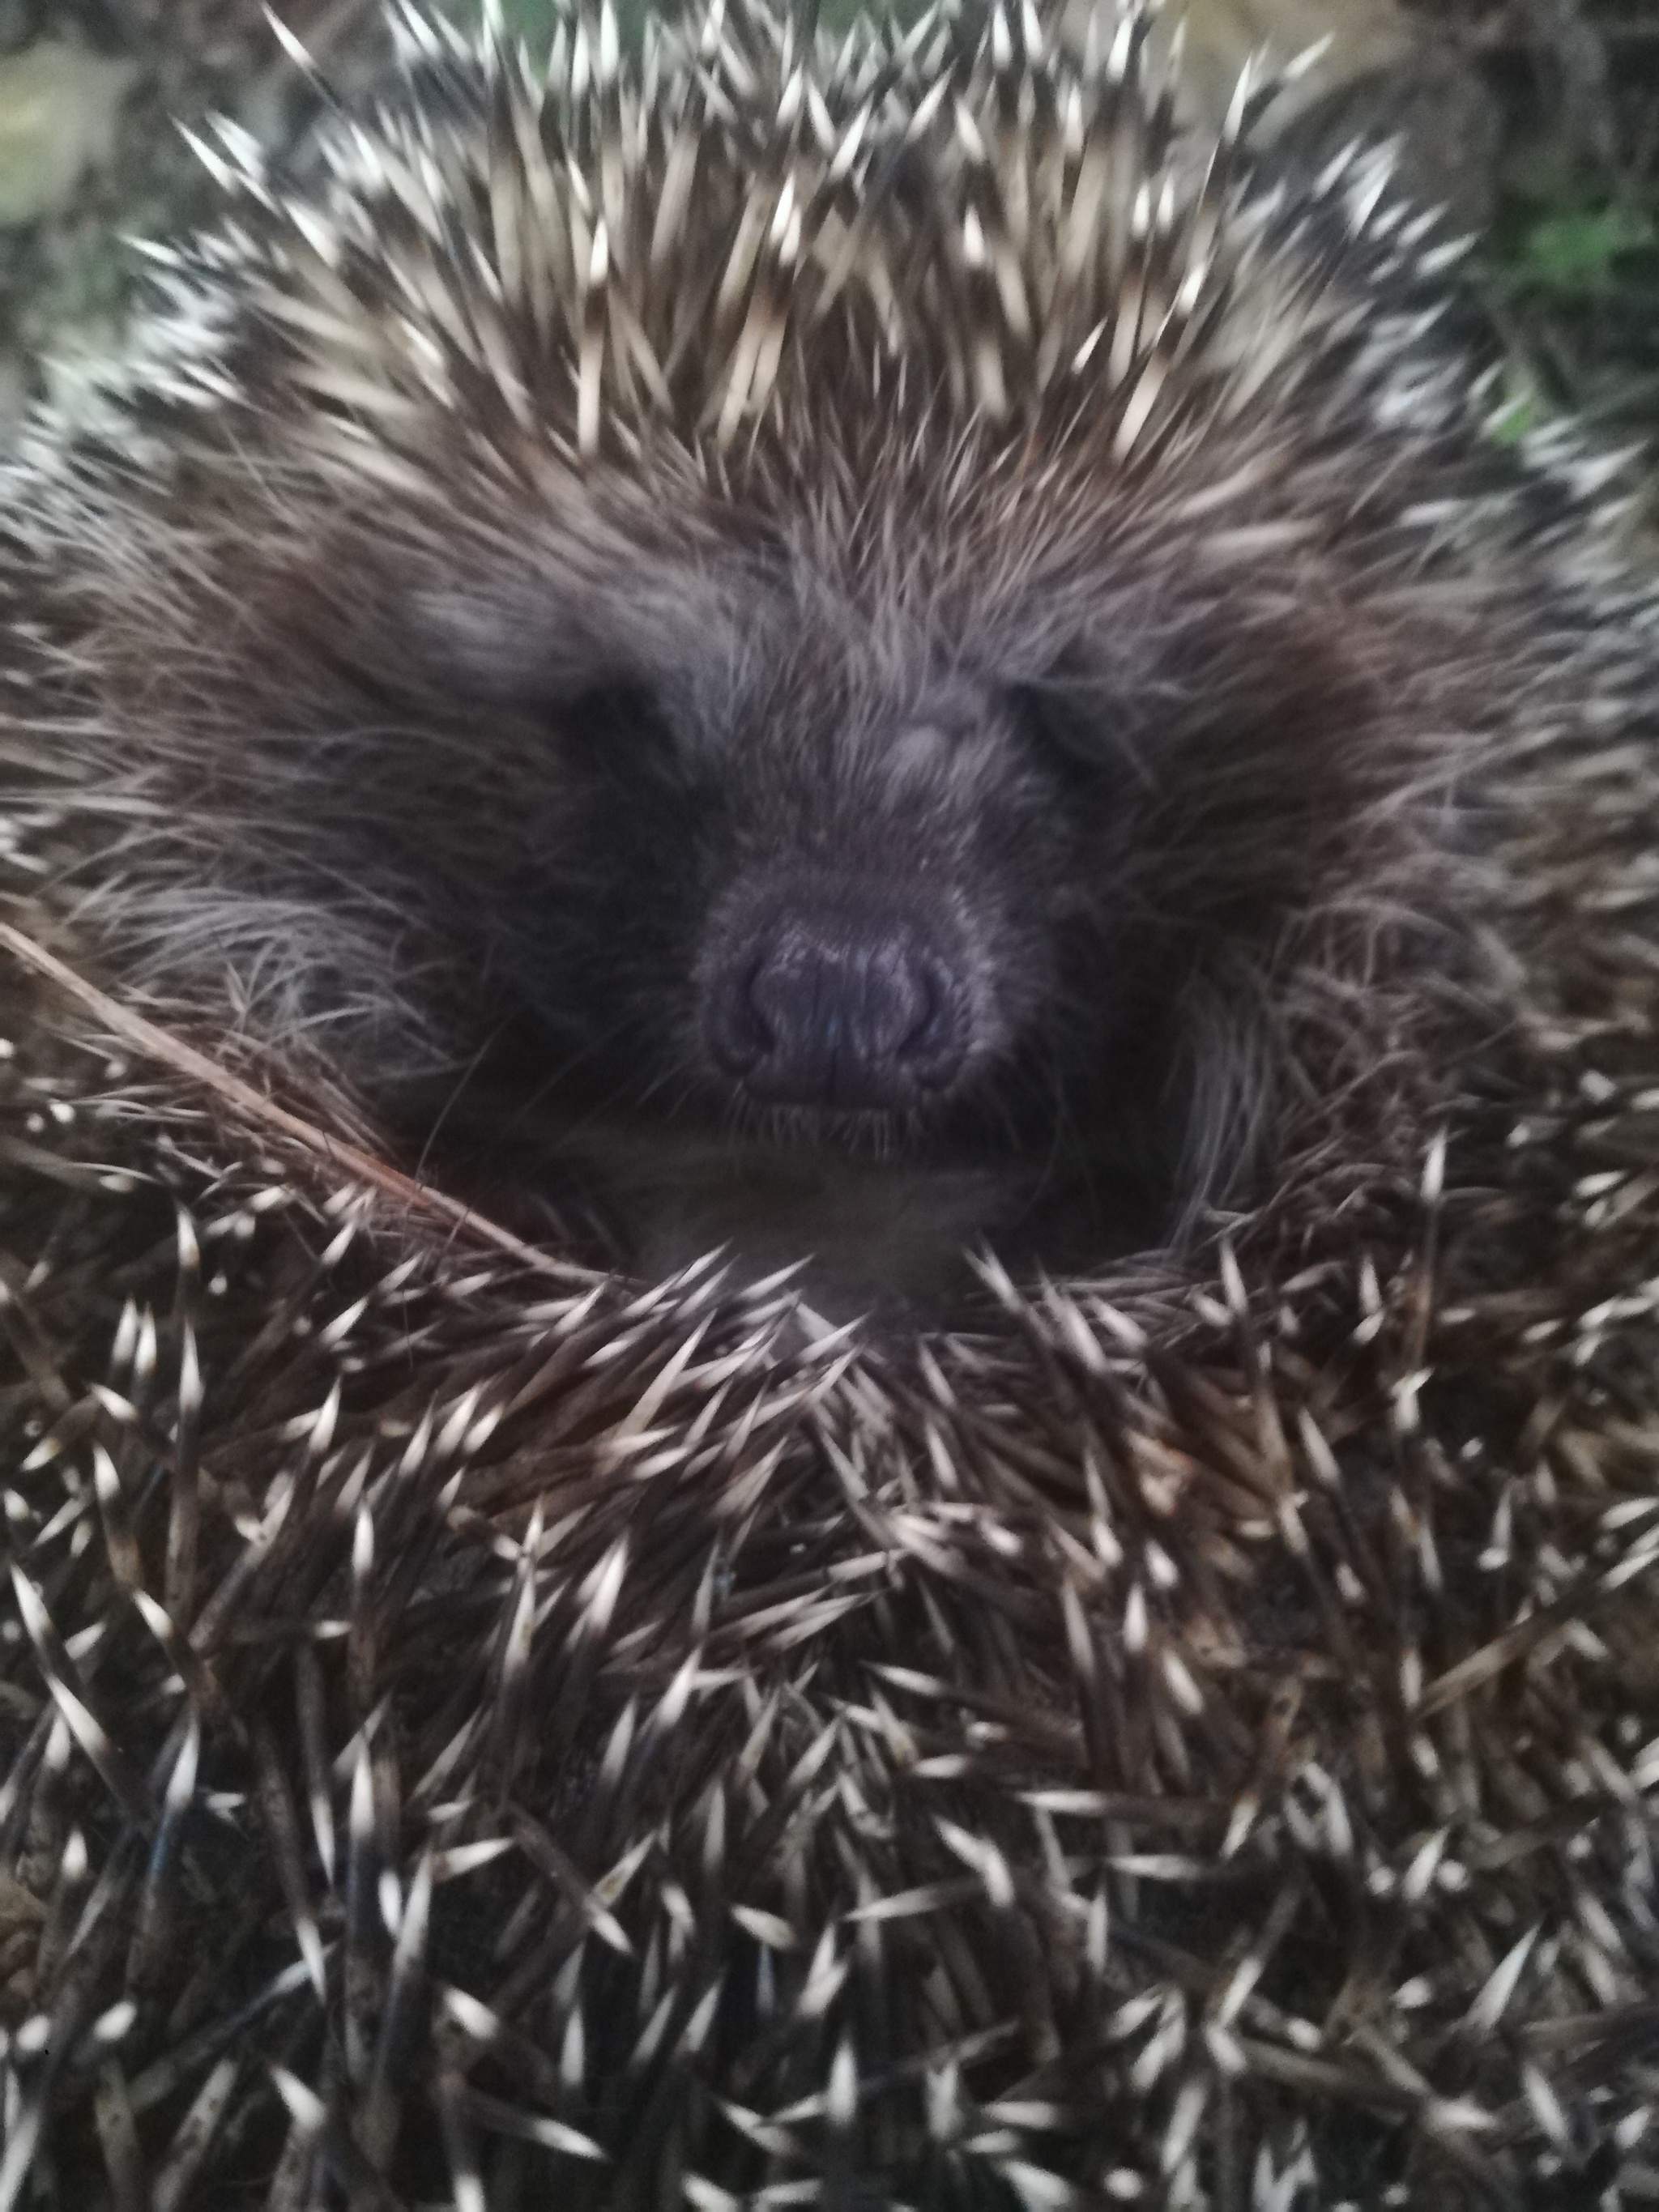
[115,0,1470,504]
[6,6,1659,2211]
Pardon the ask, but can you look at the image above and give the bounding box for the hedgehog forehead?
[382,449,1053,708]
[410,537,1006,750]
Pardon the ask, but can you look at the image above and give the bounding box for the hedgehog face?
[509,684,1055,1120]
[104,467,1398,1306]
[369,537,1178,1225]
[75,441,1415,1304]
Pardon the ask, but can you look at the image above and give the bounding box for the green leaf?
[1509,202,1657,292]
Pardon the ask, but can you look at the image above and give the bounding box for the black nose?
[709,897,969,1110]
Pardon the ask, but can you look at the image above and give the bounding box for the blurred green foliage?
[1482,186,1659,428]
[1495,200,1657,298]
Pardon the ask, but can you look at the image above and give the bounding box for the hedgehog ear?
[412,464,774,706]
[392,522,756,712]
[396,569,728,709]
[271,462,754,713]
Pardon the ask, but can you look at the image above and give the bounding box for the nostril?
[744,957,778,1056]
[898,958,962,1085]
[708,953,772,1074]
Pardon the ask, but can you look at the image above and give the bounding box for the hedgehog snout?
[706,885,970,1112]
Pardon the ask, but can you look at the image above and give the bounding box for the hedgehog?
[2,0,1513,1323]
[2,0,1659,2206]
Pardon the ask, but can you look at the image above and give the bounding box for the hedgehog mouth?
[378,910,1188,1295]
[409,1064,989,1205]
[390,1010,1182,1307]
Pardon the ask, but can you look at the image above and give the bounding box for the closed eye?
[1009,678,1156,793]
[548,681,679,776]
